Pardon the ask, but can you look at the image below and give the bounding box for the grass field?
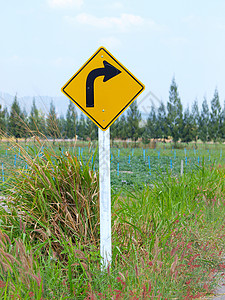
[0,139,224,299]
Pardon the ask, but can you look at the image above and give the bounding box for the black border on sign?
[62,47,144,130]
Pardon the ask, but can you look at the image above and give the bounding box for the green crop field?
[0,140,225,299]
[0,140,224,191]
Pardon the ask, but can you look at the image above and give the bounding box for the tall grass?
[92,164,225,298]
[3,137,99,257]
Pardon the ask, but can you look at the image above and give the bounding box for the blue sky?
[1,0,225,113]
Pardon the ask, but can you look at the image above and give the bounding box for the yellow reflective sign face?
[61,47,145,131]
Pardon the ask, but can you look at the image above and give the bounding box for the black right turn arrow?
[86,60,121,107]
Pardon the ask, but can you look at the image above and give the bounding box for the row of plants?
[1,140,224,192]
[1,79,225,145]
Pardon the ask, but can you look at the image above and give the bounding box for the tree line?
[0,77,225,144]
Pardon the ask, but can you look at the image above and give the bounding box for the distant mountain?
[0,91,150,120]
[0,92,72,116]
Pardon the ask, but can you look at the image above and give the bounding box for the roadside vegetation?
[0,137,224,299]
[1,80,225,298]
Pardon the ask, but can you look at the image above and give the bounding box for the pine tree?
[77,114,86,140]
[167,77,183,145]
[198,97,210,144]
[126,102,141,143]
[3,108,9,136]
[209,88,221,142]
[21,107,29,139]
[117,115,127,140]
[58,114,66,138]
[65,101,77,139]
[156,102,168,141]
[145,106,157,140]
[8,95,23,141]
[46,101,59,141]
[219,100,225,141]
[3,107,8,136]
[142,128,150,145]
[111,118,119,145]
[38,110,46,136]
[181,107,194,144]
[191,99,199,144]
[29,98,41,135]
[86,118,98,141]
[0,104,7,136]
[29,99,46,136]
[29,98,37,132]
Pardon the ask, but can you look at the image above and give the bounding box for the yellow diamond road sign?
[61,47,145,131]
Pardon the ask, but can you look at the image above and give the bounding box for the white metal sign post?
[98,127,111,268]
[61,47,145,270]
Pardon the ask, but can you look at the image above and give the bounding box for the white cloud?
[65,13,162,32]
[98,36,121,50]
[50,57,76,67]
[3,55,24,65]
[183,14,225,32]
[163,37,189,45]
[48,0,83,9]
[76,13,143,29]
[107,2,123,10]
[182,14,203,28]
[182,14,197,24]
